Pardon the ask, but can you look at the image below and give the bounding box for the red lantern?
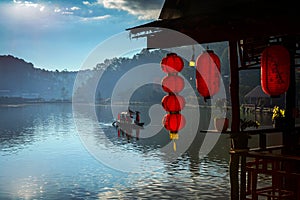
[261,45,290,97]
[161,53,186,147]
[161,75,184,93]
[162,94,186,112]
[163,113,186,133]
[196,50,221,100]
[161,53,184,74]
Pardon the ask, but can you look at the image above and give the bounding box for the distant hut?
[243,86,269,113]
[244,86,285,112]
[245,86,270,105]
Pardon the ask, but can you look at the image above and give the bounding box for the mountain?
[0,55,77,102]
[73,48,197,104]
[0,44,239,105]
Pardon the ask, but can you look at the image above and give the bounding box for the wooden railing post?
[229,40,241,200]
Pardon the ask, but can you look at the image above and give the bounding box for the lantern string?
[189,45,196,67]
[168,72,178,76]
[169,111,180,114]
[192,45,195,60]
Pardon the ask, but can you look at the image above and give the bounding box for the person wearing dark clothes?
[135,111,140,123]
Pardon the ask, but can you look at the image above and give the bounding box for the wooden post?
[240,154,247,200]
[229,40,241,200]
[282,36,297,193]
[284,36,296,151]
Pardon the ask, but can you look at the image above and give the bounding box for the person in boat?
[128,108,134,118]
[112,111,129,127]
[135,111,140,124]
[135,111,141,140]
[112,110,143,127]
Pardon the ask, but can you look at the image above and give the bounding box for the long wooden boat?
[112,111,144,129]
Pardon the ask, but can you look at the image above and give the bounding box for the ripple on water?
[0,104,231,200]
[93,156,230,199]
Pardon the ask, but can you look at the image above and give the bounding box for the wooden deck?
[201,126,300,199]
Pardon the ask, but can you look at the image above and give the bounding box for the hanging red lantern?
[261,45,290,97]
[161,75,184,93]
[160,53,186,151]
[161,53,184,74]
[196,50,221,101]
[162,113,186,133]
[162,94,186,112]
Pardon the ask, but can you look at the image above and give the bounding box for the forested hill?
[0,45,264,104]
[0,55,77,101]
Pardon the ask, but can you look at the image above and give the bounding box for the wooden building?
[127,0,300,199]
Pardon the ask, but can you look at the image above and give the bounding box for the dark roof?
[244,86,270,99]
[127,0,300,45]
[158,0,298,20]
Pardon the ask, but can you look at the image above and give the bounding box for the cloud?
[62,11,74,15]
[5,1,52,22]
[70,6,81,11]
[13,0,38,8]
[8,0,162,21]
[82,1,92,6]
[99,0,164,20]
[1,0,134,27]
[81,14,111,21]
[54,8,61,13]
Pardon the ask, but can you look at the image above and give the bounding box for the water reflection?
[0,103,235,199]
[0,104,72,155]
[76,104,221,172]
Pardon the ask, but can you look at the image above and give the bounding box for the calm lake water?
[0,103,273,199]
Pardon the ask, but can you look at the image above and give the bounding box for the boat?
[112,110,144,129]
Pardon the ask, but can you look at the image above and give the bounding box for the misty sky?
[0,0,164,71]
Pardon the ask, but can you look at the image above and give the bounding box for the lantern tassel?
[173,140,176,152]
[170,132,178,152]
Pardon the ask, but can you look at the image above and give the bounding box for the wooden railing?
[245,150,300,200]
[201,125,300,200]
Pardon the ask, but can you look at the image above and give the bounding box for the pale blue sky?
[0,0,164,71]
